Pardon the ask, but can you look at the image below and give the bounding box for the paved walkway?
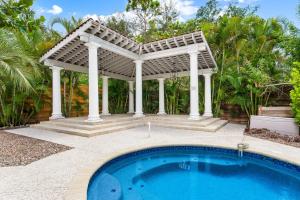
[1,124,300,200]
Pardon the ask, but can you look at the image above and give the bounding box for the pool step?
[88,173,122,200]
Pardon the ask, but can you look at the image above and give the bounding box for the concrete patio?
[1,124,300,200]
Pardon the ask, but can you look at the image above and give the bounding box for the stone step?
[151,119,227,132]
[147,115,209,120]
[40,119,144,131]
[51,116,140,125]
[31,122,144,137]
[32,116,228,137]
[148,117,218,127]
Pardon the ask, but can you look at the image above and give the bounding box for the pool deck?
[1,124,300,200]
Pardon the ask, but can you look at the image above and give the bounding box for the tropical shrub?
[0,28,51,126]
[290,62,300,124]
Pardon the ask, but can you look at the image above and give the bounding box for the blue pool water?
[88,146,300,200]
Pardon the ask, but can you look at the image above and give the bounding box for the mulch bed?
[0,131,72,167]
[245,128,300,148]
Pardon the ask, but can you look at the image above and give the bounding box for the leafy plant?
[0,0,44,33]
[290,62,300,125]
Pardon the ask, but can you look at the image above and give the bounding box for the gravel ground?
[245,128,300,148]
[0,131,72,167]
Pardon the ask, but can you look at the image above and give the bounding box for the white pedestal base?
[203,112,213,117]
[157,112,166,115]
[188,114,200,120]
[49,114,64,120]
[133,113,145,118]
[86,115,103,123]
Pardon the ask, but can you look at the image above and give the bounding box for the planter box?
[250,115,299,137]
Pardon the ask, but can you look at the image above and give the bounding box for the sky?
[33,0,300,31]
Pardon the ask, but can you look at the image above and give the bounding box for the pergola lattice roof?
[41,18,217,81]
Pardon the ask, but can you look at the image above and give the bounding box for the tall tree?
[225,4,258,18]
[196,0,221,22]
[157,0,179,31]
[126,0,161,41]
[106,16,133,37]
[298,3,300,18]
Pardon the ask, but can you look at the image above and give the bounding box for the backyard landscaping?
[246,128,300,148]
[0,0,300,126]
[1,0,300,200]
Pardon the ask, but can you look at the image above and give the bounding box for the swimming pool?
[88,146,300,200]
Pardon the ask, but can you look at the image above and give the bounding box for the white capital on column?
[128,81,135,114]
[49,66,64,120]
[102,76,110,115]
[133,60,144,118]
[86,42,102,122]
[203,72,213,117]
[157,78,166,115]
[188,50,200,120]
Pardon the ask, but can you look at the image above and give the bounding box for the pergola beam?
[142,68,214,80]
[80,33,139,60]
[44,59,132,81]
[140,43,206,60]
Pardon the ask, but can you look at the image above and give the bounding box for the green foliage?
[108,80,129,113]
[290,62,300,124]
[0,0,45,32]
[0,28,51,126]
[106,16,132,37]
[126,0,160,12]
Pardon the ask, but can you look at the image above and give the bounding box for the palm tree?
[49,16,83,33]
[0,28,53,126]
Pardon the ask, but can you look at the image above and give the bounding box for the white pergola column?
[203,72,213,117]
[157,78,166,115]
[49,66,64,120]
[133,60,144,118]
[86,42,102,122]
[188,50,200,120]
[102,76,110,115]
[128,81,135,114]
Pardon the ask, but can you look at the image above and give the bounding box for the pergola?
[40,18,217,122]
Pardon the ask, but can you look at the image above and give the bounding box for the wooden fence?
[34,85,96,122]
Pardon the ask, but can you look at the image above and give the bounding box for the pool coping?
[65,141,300,200]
